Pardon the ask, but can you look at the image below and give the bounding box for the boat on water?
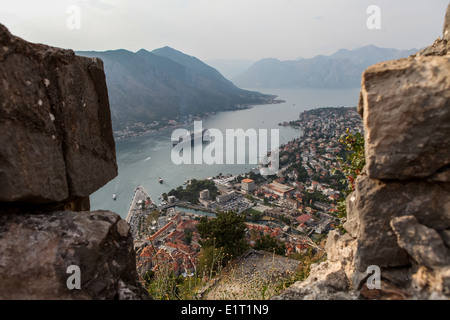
[172,128,210,146]
[113,193,117,201]
[158,178,163,184]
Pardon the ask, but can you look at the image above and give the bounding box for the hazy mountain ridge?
[232,45,418,89]
[77,47,273,130]
[205,59,256,80]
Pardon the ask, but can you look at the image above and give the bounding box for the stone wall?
[0,24,149,299]
[274,5,450,300]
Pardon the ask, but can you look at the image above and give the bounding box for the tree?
[168,179,218,204]
[250,210,263,221]
[254,235,286,256]
[185,231,193,245]
[333,129,366,231]
[197,210,248,261]
[336,129,365,194]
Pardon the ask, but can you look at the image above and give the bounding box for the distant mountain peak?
[232,45,418,89]
[136,48,151,54]
[76,47,273,130]
[153,46,187,56]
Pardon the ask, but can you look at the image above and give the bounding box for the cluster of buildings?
[136,209,202,277]
[197,181,253,213]
[245,223,312,256]
[113,113,217,141]
[133,106,363,278]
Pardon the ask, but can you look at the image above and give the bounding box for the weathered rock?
[0,210,150,299]
[359,56,450,180]
[272,259,356,300]
[343,192,359,238]
[359,279,409,300]
[0,23,117,204]
[349,175,450,274]
[390,215,450,270]
[413,38,448,57]
[444,3,450,41]
[204,249,301,300]
[325,230,357,282]
[411,266,450,298]
[272,230,357,300]
[440,229,450,248]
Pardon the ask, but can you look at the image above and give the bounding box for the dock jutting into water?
[125,185,151,224]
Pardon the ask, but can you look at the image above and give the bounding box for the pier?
[125,185,151,224]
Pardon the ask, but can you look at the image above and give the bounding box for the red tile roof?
[296,214,313,224]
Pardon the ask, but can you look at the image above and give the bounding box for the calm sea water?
[90,88,360,218]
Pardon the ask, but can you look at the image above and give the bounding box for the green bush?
[333,129,365,231]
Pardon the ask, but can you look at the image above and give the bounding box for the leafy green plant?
[333,129,365,231]
[197,210,249,261]
[336,129,365,194]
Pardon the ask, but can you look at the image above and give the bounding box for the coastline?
[113,98,285,142]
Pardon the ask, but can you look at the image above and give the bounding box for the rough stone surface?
[283,263,353,300]
[390,215,450,269]
[0,210,149,300]
[444,3,450,41]
[272,231,357,300]
[349,175,450,274]
[0,23,117,204]
[272,258,356,300]
[204,249,301,300]
[359,56,450,180]
[414,38,448,57]
[0,25,150,300]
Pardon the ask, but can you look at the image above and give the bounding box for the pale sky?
[0,0,448,61]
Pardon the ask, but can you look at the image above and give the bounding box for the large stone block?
[444,3,450,41]
[359,56,450,180]
[349,175,450,272]
[390,215,450,270]
[0,24,117,203]
[0,210,150,299]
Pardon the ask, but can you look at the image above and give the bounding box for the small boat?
[158,178,163,184]
[113,193,117,201]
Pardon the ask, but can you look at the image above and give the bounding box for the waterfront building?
[199,189,210,200]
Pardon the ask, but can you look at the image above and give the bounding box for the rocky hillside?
[0,23,149,299]
[77,47,275,130]
[273,5,450,300]
[200,249,303,300]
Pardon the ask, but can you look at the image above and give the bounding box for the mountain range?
[77,47,274,130]
[77,45,418,130]
[231,45,418,89]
